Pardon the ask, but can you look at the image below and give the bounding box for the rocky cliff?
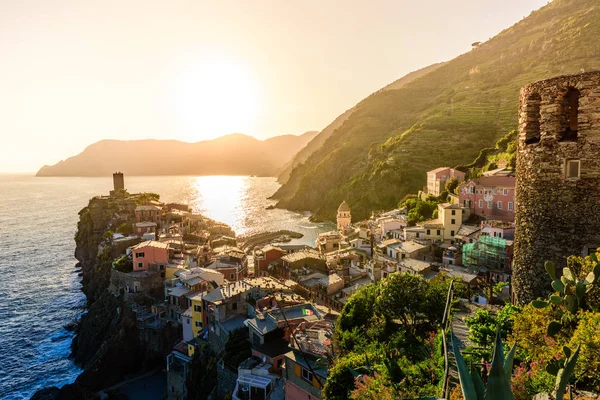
[32,196,180,400]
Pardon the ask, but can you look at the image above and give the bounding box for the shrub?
[512,360,555,400]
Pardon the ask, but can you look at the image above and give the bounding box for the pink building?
[131,240,169,272]
[426,167,466,196]
[458,176,515,222]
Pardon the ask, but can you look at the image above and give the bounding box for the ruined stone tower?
[513,71,600,303]
[110,172,125,197]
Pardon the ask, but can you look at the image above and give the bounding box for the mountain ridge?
[36,131,318,177]
[273,0,600,221]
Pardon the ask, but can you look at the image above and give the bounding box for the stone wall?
[513,71,600,303]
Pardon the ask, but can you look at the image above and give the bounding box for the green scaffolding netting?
[462,235,508,269]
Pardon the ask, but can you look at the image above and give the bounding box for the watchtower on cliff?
[110,172,125,197]
[513,71,600,303]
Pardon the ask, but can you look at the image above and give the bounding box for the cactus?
[532,261,599,336]
[544,344,581,400]
[453,328,516,400]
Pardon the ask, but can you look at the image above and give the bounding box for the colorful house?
[458,175,515,222]
[131,240,169,272]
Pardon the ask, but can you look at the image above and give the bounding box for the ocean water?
[0,175,332,399]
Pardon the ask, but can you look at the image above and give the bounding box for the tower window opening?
[524,92,541,145]
[559,87,580,142]
[565,159,580,179]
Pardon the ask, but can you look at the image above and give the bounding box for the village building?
[131,240,169,272]
[135,204,162,223]
[280,249,327,279]
[134,221,158,237]
[426,167,465,197]
[316,230,342,254]
[457,175,515,222]
[252,245,285,277]
[418,203,463,241]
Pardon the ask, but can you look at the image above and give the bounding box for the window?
[450,230,455,237]
[437,230,441,236]
[566,160,580,179]
[497,201,502,210]
[559,87,580,142]
[427,229,431,235]
[451,210,456,216]
[159,264,165,271]
[401,253,406,259]
[195,321,202,327]
[493,189,497,195]
[524,92,541,145]
[302,367,313,382]
[230,273,235,280]
[503,188,508,195]
[487,201,492,209]
[194,305,202,312]
[478,200,483,208]
[137,262,143,269]
[135,252,145,258]
[508,202,513,211]
[186,319,190,324]
[232,303,237,311]
[451,219,456,224]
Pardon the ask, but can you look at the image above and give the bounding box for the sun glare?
[171,56,262,142]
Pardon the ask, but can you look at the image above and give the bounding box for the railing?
[440,280,454,399]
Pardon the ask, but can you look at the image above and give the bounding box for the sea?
[0,175,333,400]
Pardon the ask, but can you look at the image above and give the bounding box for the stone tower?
[337,200,352,231]
[513,71,600,303]
[110,172,125,197]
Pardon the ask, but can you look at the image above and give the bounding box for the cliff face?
[32,196,180,400]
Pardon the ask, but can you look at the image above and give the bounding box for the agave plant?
[453,327,581,400]
[453,328,516,400]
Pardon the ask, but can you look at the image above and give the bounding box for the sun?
[171,56,262,142]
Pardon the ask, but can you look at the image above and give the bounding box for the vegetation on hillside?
[274,0,600,221]
[325,274,463,399]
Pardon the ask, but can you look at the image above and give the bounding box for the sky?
[0,0,549,173]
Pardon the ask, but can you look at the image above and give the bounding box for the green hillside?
[273,0,600,221]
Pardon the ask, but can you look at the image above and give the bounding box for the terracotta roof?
[131,240,168,250]
[470,176,515,188]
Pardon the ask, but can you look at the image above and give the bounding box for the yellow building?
[438,203,463,240]
[419,203,463,241]
[188,292,205,338]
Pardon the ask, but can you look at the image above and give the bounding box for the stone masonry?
[513,71,600,303]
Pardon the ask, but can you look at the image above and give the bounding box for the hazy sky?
[1,0,549,173]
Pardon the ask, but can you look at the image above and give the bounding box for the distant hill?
[273,0,600,221]
[36,131,318,177]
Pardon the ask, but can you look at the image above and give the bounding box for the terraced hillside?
[273,0,600,221]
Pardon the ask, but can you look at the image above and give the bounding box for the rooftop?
[281,250,323,263]
[398,258,432,273]
[396,241,427,253]
[135,221,158,228]
[131,240,167,250]
[135,205,162,211]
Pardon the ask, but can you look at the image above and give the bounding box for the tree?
[222,327,252,368]
[377,274,436,335]
[445,177,460,195]
[187,344,218,400]
[116,223,132,236]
